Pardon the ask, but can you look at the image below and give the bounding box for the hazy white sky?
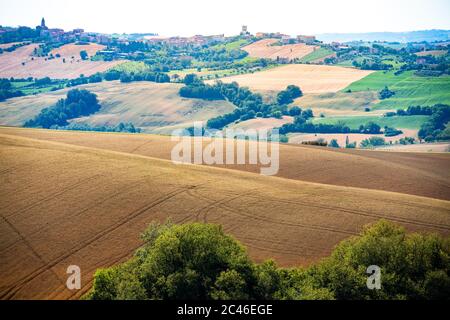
[1,0,449,36]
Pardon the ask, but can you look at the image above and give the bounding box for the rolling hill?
[344,71,450,110]
[0,43,123,79]
[209,64,373,93]
[0,81,236,134]
[242,39,317,61]
[1,127,449,200]
[0,128,449,299]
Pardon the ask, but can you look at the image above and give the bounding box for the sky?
[1,0,450,37]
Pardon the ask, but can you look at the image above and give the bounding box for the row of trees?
[278,115,385,135]
[385,105,434,117]
[0,26,40,43]
[24,89,101,128]
[53,122,141,133]
[179,75,305,129]
[0,78,24,102]
[65,70,171,88]
[85,220,450,300]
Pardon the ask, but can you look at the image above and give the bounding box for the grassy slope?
[109,61,150,73]
[0,130,448,299]
[211,39,250,51]
[0,81,235,133]
[312,115,430,130]
[294,91,380,114]
[299,47,335,63]
[344,71,450,110]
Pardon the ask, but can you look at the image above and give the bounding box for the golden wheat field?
[0,128,449,300]
[1,127,450,201]
[210,64,374,93]
[0,43,122,79]
[50,43,106,58]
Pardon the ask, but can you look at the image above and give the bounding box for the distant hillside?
[316,29,450,43]
[0,81,235,134]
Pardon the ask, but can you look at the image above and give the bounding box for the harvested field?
[242,39,317,61]
[0,43,123,79]
[210,64,374,93]
[375,142,450,153]
[0,130,449,299]
[294,91,382,116]
[229,116,293,131]
[0,81,236,133]
[1,127,449,200]
[50,43,106,58]
[415,50,448,57]
[288,130,418,148]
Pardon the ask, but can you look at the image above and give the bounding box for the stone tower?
[41,17,46,28]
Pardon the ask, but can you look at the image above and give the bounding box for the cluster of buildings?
[246,26,317,44]
[36,18,113,44]
[144,34,226,46]
[13,19,319,49]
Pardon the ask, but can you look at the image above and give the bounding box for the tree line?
[385,105,434,117]
[66,69,170,87]
[278,116,388,136]
[85,220,449,300]
[53,122,141,133]
[0,78,24,102]
[418,104,450,141]
[179,74,304,130]
[24,89,101,128]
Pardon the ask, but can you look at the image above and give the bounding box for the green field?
[313,114,429,130]
[110,61,150,74]
[11,80,66,95]
[211,39,250,51]
[299,47,335,63]
[344,71,450,110]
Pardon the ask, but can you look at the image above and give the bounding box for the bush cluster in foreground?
[85,220,449,300]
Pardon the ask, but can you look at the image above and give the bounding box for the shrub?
[302,139,328,147]
[24,89,100,128]
[329,139,340,148]
[289,106,302,116]
[360,136,386,148]
[379,86,395,100]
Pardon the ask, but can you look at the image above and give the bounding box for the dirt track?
[0,130,449,300]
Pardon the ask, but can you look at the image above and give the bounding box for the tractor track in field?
[0,184,203,299]
[0,213,65,300]
[188,188,358,236]
[188,187,261,223]
[0,174,169,255]
[243,194,450,231]
[237,235,325,257]
[3,174,103,219]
